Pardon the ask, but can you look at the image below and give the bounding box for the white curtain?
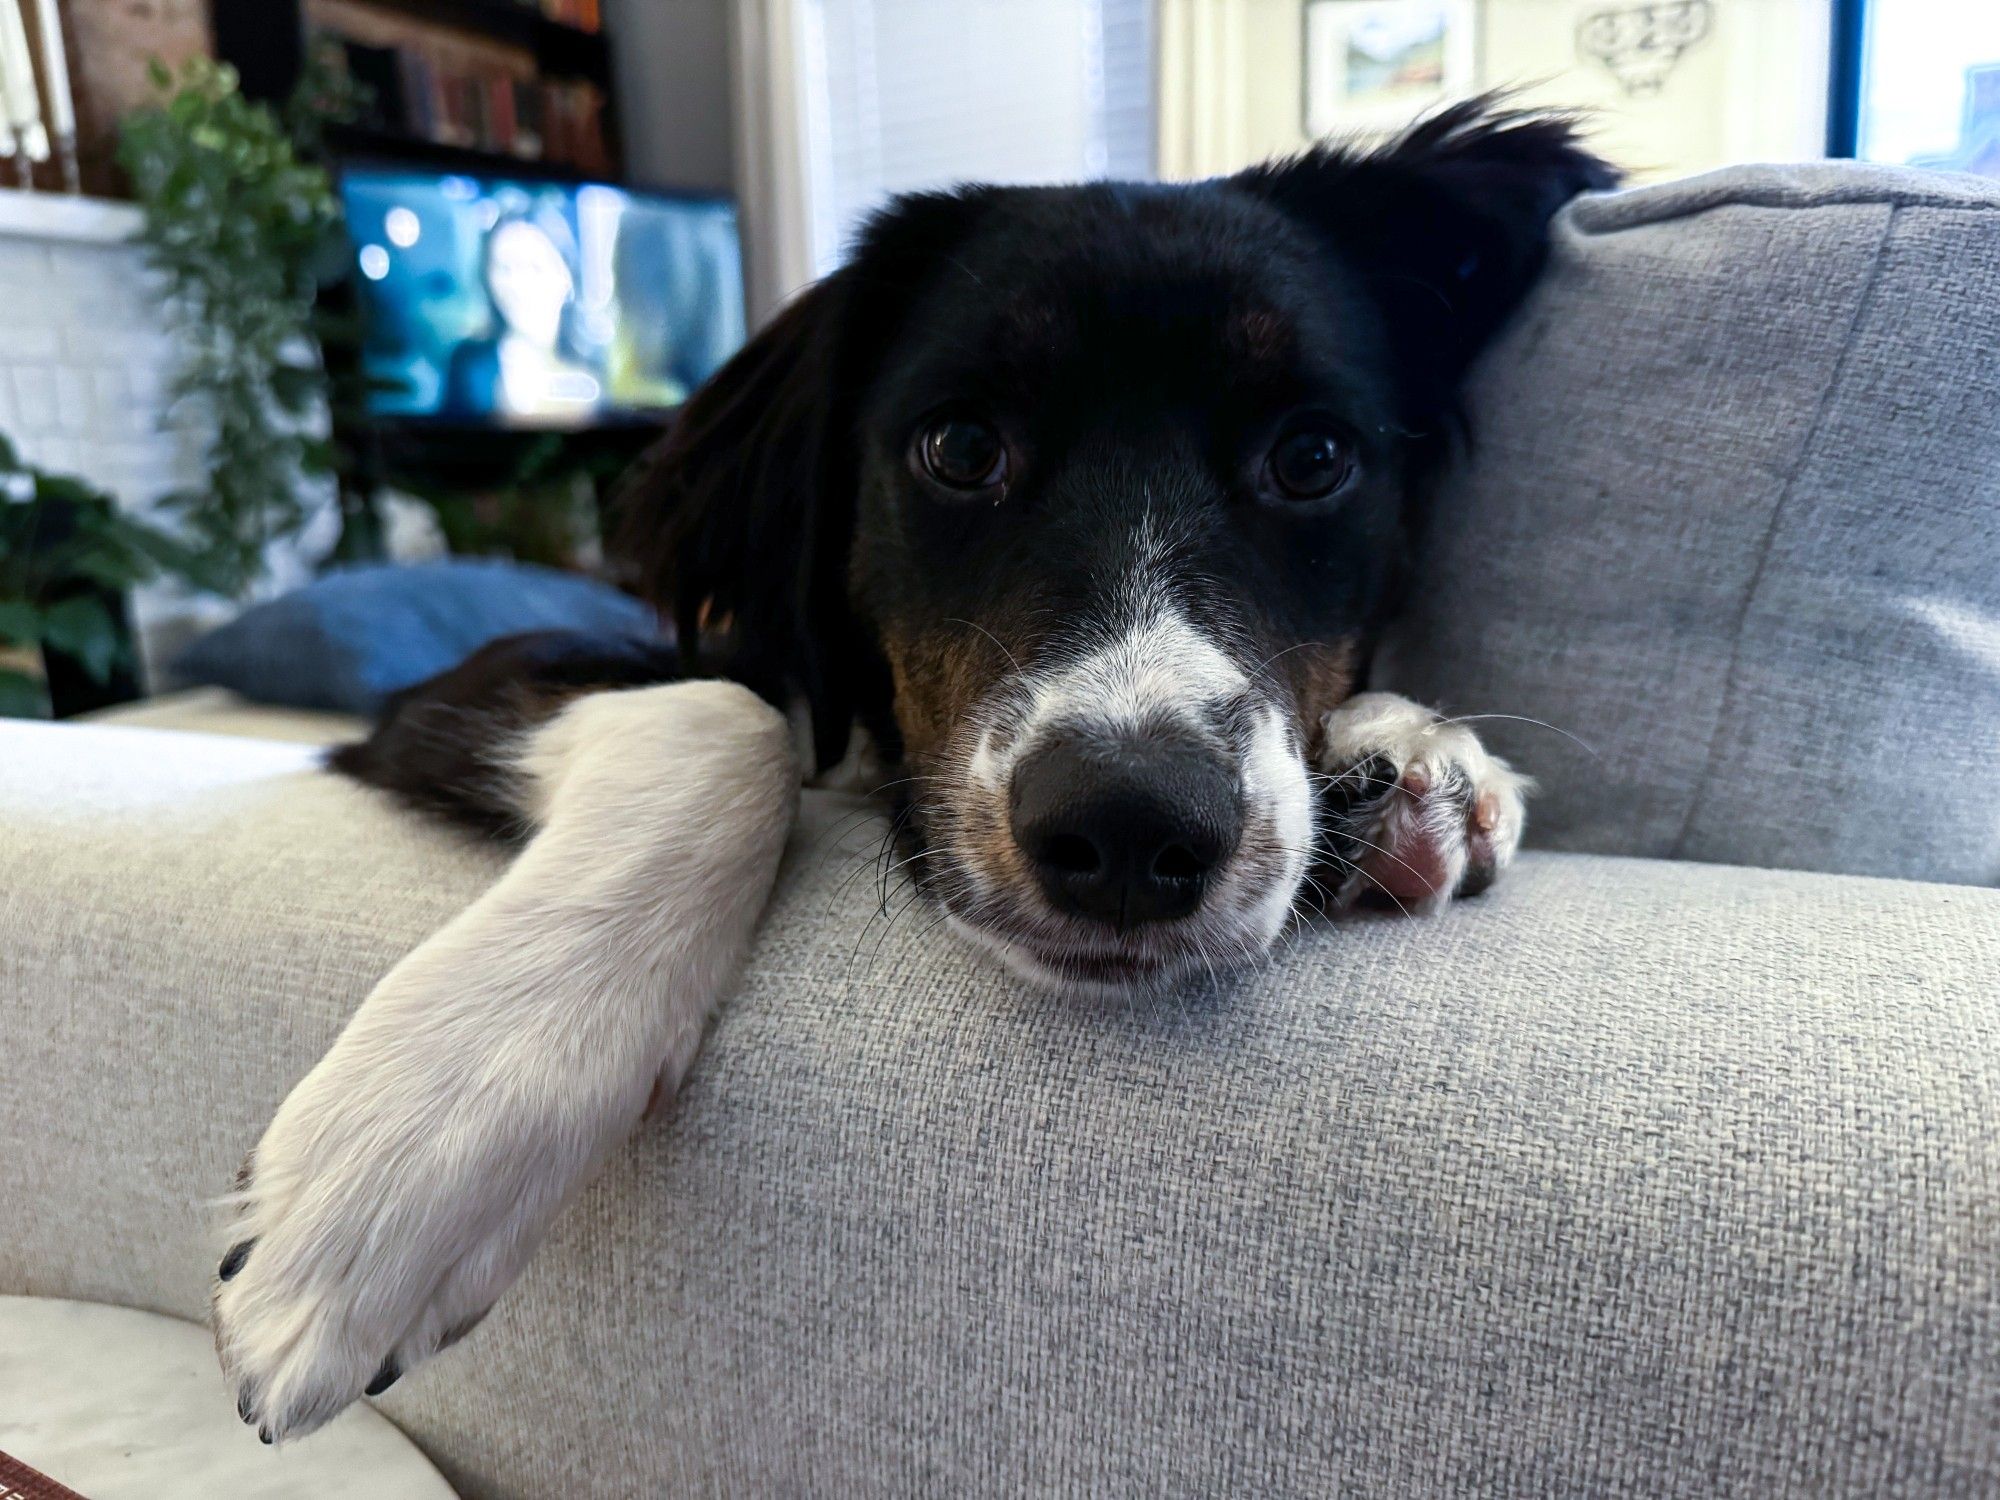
[732,0,1155,315]
[729,0,822,325]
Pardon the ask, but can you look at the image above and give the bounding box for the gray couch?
[4,163,1997,1498]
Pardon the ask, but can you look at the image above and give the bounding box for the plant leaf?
[0,667,48,718]
[0,600,39,645]
[40,595,122,683]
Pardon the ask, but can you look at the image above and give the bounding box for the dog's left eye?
[915,415,1009,494]
[1263,422,1357,503]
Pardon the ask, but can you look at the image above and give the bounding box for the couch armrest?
[4,719,1997,1498]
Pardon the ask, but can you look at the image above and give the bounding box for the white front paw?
[213,983,641,1443]
[215,679,799,1443]
[1316,692,1531,913]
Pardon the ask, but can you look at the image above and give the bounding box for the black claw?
[218,1240,254,1282]
[1357,754,1398,793]
[237,1390,255,1424]
[1324,754,1398,815]
[364,1360,401,1396]
[259,1428,274,1446]
[1458,861,1498,900]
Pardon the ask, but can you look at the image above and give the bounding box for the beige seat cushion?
[0,1296,454,1498]
[83,688,365,746]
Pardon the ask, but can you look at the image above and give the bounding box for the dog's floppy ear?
[1236,97,1619,420]
[617,188,990,771]
[617,275,860,767]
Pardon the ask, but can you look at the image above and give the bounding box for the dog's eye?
[1264,423,1357,503]
[915,416,1009,494]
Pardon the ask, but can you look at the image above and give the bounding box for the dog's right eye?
[914,415,1009,495]
[1263,420,1358,504]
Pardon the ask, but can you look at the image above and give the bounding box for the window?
[1853,0,2000,175]
[797,0,1155,276]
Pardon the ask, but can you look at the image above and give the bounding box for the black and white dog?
[215,102,1615,1441]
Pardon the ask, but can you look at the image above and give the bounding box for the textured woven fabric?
[5,722,1998,1497]
[1378,164,2000,886]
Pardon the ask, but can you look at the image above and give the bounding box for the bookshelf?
[213,0,622,181]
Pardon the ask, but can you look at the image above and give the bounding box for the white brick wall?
[0,191,335,683]
[0,195,202,509]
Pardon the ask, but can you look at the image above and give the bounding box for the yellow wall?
[1159,0,1831,181]
[1484,0,1829,180]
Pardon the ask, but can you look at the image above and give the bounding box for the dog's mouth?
[944,912,1225,995]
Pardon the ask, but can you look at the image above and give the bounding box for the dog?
[213,101,1616,1442]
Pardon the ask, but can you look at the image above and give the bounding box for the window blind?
[800,0,1156,274]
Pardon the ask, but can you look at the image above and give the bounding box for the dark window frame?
[1826,0,1868,157]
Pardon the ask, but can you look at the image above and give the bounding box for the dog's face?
[847,185,1398,989]
[631,103,1613,992]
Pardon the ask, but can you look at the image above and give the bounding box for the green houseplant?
[117,58,349,598]
[0,436,177,718]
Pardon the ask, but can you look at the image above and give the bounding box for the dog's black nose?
[1010,734,1242,929]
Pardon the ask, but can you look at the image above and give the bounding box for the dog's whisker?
[1435,712,1603,763]
[944,617,1025,676]
[863,879,934,975]
[812,808,901,868]
[1252,640,1341,678]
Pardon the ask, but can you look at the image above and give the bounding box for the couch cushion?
[1378,164,2000,885]
[5,721,1999,1497]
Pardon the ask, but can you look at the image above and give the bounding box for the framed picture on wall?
[1303,0,1480,138]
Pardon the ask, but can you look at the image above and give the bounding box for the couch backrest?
[1379,163,2000,886]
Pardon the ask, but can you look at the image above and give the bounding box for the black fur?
[328,631,683,836]
[625,97,1612,767]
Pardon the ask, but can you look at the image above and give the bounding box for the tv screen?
[341,168,747,428]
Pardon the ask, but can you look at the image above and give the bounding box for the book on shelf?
[317,28,611,171]
[539,0,601,33]
[510,77,545,158]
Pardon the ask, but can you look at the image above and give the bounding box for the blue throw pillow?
[174,560,661,715]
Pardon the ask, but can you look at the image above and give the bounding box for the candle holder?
[28,0,74,192]
[1,138,37,190]
[0,0,49,191]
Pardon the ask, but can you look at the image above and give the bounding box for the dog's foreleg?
[214,679,798,1442]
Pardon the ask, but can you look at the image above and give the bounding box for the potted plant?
[117,58,361,596]
[0,437,177,719]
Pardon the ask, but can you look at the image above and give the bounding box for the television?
[341,167,748,429]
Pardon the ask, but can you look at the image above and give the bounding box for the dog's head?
[625,102,1613,992]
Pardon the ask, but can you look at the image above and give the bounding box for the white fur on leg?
[1319,691,1530,913]
[215,680,798,1441]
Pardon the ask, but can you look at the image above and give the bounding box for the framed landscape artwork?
[1303,0,1480,138]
